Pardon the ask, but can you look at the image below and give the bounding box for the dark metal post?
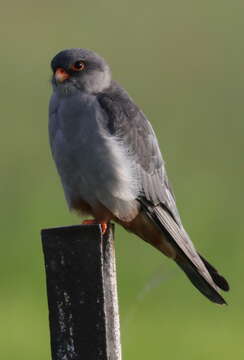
[41,224,121,360]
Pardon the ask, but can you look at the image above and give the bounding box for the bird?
[49,48,229,304]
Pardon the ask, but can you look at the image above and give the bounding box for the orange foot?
[82,219,108,235]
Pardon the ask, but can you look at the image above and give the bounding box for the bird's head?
[51,48,112,95]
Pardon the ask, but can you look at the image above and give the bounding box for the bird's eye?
[71,60,85,71]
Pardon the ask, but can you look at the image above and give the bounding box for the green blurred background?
[0,0,243,358]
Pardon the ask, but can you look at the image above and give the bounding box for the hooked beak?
[54,68,70,83]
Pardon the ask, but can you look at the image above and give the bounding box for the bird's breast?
[49,92,139,209]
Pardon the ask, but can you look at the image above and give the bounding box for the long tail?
[176,256,229,304]
[198,254,229,291]
[140,200,229,305]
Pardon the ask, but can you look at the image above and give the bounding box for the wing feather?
[98,81,174,210]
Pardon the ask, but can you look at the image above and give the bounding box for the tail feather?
[140,200,229,304]
[176,258,227,304]
[199,254,230,292]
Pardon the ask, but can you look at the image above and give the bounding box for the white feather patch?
[99,131,140,201]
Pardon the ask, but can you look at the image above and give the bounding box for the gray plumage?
[49,48,229,304]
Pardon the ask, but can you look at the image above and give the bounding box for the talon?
[82,219,108,235]
[100,222,108,235]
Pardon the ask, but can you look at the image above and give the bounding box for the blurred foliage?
[0,0,243,358]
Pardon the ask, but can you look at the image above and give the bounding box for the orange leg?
[82,219,108,235]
